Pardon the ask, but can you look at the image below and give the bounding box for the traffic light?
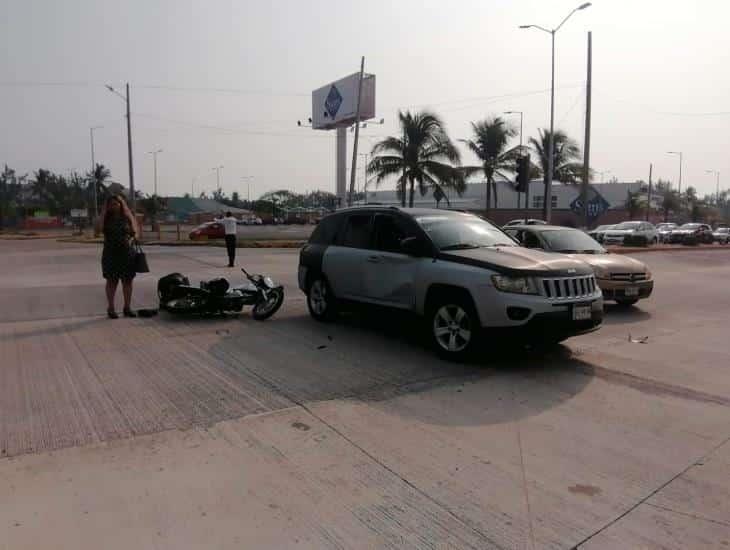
[515,155,530,193]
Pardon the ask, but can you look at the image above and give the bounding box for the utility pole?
[125,83,135,212]
[646,163,653,221]
[348,56,366,207]
[105,83,136,211]
[581,31,592,229]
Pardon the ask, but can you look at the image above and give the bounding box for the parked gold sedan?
[504,225,653,307]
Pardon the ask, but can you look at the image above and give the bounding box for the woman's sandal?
[107,309,119,319]
[123,308,137,318]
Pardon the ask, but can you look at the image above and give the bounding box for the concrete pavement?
[1,240,729,549]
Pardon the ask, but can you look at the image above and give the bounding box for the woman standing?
[99,195,139,318]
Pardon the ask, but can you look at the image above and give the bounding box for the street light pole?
[212,166,224,192]
[706,170,720,204]
[89,125,103,219]
[667,151,683,194]
[520,2,591,223]
[147,149,163,196]
[105,83,136,212]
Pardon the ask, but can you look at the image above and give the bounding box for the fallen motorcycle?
[157,268,284,320]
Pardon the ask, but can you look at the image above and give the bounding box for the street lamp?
[212,165,224,191]
[241,176,254,203]
[667,151,683,194]
[89,125,103,219]
[105,83,136,211]
[520,2,591,222]
[146,148,163,196]
[706,170,720,204]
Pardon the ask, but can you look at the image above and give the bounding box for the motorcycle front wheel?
[252,288,284,321]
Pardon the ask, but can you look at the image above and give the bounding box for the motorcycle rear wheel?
[252,288,284,321]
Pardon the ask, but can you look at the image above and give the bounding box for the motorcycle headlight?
[263,276,275,289]
[491,275,538,295]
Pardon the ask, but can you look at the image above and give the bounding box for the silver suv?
[298,207,603,360]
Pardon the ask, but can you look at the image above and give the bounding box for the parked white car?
[602,221,658,246]
[656,222,678,243]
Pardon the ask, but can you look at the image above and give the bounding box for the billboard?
[311,72,376,130]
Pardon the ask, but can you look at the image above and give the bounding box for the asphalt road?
[1,240,729,549]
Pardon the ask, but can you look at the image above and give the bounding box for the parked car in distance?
[189,221,224,240]
[602,221,658,246]
[299,207,603,360]
[668,223,714,244]
[587,224,615,243]
[656,222,678,243]
[504,218,547,227]
[712,227,730,244]
[504,225,654,307]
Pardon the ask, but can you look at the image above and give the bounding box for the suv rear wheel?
[307,276,337,322]
[427,293,478,361]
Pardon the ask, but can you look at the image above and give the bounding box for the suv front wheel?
[307,276,337,322]
[427,294,478,361]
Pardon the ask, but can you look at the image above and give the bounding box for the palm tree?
[86,163,111,214]
[367,110,463,208]
[529,129,583,217]
[460,117,519,213]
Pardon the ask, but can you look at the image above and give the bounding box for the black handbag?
[133,240,150,273]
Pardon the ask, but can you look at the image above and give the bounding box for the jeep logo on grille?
[567,268,576,274]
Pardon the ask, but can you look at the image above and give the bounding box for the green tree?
[459,116,519,213]
[368,110,463,208]
[0,165,24,228]
[86,163,111,216]
[662,190,680,222]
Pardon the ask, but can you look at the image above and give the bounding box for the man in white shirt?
[215,211,238,267]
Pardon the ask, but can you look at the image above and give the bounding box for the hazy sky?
[2,0,728,199]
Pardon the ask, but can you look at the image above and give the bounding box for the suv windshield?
[613,222,642,230]
[540,229,606,254]
[416,215,515,250]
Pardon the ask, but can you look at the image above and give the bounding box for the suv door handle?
[367,255,383,263]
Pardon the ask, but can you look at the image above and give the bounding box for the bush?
[623,234,649,247]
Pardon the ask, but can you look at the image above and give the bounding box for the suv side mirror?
[400,236,428,257]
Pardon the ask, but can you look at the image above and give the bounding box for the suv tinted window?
[340,213,373,249]
[373,214,413,253]
[309,213,343,245]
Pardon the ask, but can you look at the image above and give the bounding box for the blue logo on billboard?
[570,186,610,223]
[325,85,343,119]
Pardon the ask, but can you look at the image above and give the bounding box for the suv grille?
[610,272,647,282]
[540,276,597,300]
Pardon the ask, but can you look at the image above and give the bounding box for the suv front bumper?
[598,279,653,301]
[490,306,603,341]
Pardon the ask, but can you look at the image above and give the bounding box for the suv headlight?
[491,275,539,295]
[644,268,652,280]
[592,265,610,279]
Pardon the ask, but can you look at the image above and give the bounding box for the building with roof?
[164,197,251,223]
[362,180,659,227]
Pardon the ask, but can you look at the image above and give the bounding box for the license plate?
[624,287,639,297]
[572,304,592,321]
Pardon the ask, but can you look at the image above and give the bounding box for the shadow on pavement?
[602,303,652,324]
[206,307,595,427]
